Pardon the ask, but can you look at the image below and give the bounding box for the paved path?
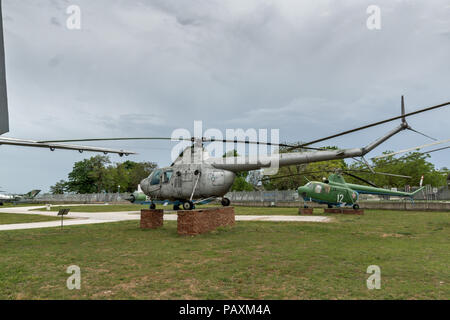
[0,205,331,231]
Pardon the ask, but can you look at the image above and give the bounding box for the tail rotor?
[402,96,437,141]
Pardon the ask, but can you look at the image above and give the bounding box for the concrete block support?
[324,208,364,215]
[298,208,314,215]
[140,209,164,229]
[177,207,235,235]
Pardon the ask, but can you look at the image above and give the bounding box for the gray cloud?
[1,0,449,192]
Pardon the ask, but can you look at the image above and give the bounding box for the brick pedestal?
[140,209,164,229]
[298,208,314,215]
[324,208,364,215]
[177,207,235,236]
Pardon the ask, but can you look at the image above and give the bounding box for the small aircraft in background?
[297,171,424,210]
[126,185,149,204]
[0,189,41,206]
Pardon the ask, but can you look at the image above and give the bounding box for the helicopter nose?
[125,194,136,203]
[140,178,150,194]
[297,187,308,198]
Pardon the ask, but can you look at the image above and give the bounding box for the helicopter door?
[173,171,183,197]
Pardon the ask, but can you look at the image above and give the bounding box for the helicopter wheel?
[353,204,360,210]
[173,204,180,211]
[221,198,231,207]
[149,203,156,210]
[182,201,194,210]
[327,204,333,208]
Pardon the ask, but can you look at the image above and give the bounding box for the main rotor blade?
[260,170,332,181]
[38,137,176,143]
[421,145,450,154]
[372,138,450,159]
[350,170,412,179]
[38,137,324,150]
[205,138,324,150]
[291,101,450,149]
[343,172,379,188]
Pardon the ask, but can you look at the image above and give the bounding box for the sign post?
[58,209,70,230]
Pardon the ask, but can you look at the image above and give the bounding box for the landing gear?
[353,204,360,210]
[149,203,156,210]
[221,197,231,207]
[182,201,194,210]
[327,204,333,208]
[173,204,180,211]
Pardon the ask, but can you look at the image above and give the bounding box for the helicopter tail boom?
[209,122,408,172]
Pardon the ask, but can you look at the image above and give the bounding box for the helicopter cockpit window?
[162,170,173,183]
[314,184,323,194]
[150,170,162,185]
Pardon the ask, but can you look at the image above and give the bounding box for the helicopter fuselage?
[140,163,236,202]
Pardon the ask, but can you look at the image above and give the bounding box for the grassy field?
[0,212,62,225]
[34,204,309,215]
[33,204,150,213]
[0,209,448,300]
[0,203,47,208]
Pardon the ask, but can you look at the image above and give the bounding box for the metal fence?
[34,193,130,203]
[225,190,298,203]
[32,186,450,204]
[226,186,450,202]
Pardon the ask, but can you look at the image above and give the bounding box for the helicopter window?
[314,184,323,194]
[163,170,173,183]
[150,170,162,185]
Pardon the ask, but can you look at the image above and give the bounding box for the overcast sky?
[1,0,449,193]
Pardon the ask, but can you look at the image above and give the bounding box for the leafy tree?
[56,156,157,194]
[66,155,110,193]
[50,180,68,194]
[231,176,254,191]
[346,152,446,188]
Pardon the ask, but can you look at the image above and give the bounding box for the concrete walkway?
[0,205,331,231]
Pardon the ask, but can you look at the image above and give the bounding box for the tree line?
[50,156,157,194]
[262,149,448,191]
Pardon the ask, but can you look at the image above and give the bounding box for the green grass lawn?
[33,204,150,213]
[33,204,309,215]
[0,212,62,225]
[0,203,46,208]
[0,209,448,300]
